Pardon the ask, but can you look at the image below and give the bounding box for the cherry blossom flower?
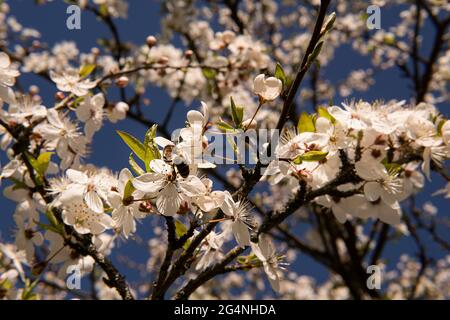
[0,51,20,104]
[63,168,109,213]
[59,188,113,235]
[132,159,206,216]
[45,231,95,278]
[221,191,255,247]
[253,74,282,101]
[192,178,225,213]
[195,231,225,271]
[355,157,404,208]
[14,214,44,263]
[36,109,87,169]
[251,235,284,292]
[108,168,148,238]
[107,101,129,123]
[75,93,105,140]
[49,69,96,96]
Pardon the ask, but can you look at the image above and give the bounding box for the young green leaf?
[129,153,145,175]
[321,12,336,35]
[230,96,243,127]
[306,40,324,66]
[297,112,315,133]
[143,125,160,172]
[381,159,402,175]
[117,130,146,161]
[301,150,328,162]
[79,64,96,78]
[123,180,135,200]
[24,152,53,186]
[292,154,303,165]
[174,220,190,249]
[437,119,446,136]
[175,220,187,238]
[35,152,53,176]
[317,106,335,123]
[275,62,287,87]
[45,208,62,231]
[217,120,235,132]
[202,67,217,80]
[36,221,62,235]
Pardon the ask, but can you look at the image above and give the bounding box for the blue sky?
[0,1,448,297]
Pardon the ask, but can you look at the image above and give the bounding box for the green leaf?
[10,178,30,191]
[0,279,13,291]
[292,154,303,165]
[317,106,335,123]
[25,152,53,186]
[129,153,145,175]
[175,220,190,249]
[383,34,396,45]
[35,152,53,176]
[301,150,328,162]
[382,159,402,175]
[437,119,446,136]
[274,62,286,87]
[202,68,217,80]
[322,12,336,35]
[230,96,243,127]
[79,64,96,78]
[36,221,61,235]
[306,40,324,66]
[117,130,146,161]
[21,278,40,300]
[297,112,315,133]
[98,4,109,17]
[217,120,235,132]
[45,209,62,232]
[175,220,187,238]
[143,125,160,172]
[123,180,135,200]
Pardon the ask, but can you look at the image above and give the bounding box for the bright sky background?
[0,1,448,297]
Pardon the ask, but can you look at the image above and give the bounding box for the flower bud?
[91,47,100,56]
[184,50,194,59]
[108,101,129,123]
[55,91,65,100]
[157,56,169,65]
[32,40,41,49]
[242,118,257,130]
[115,76,129,88]
[146,35,157,48]
[253,74,282,101]
[29,85,39,96]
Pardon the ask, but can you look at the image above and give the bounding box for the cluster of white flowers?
[0,0,448,300]
[267,101,449,226]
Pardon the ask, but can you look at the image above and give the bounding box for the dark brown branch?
[173,246,246,300]
[0,119,134,300]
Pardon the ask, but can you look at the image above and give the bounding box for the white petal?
[84,190,104,213]
[66,169,88,184]
[118,168,133,192]
[0,52,11,68]
[179,175,207,197]
[232,220,251,247]
[132,173,166,193]
[150,159,172,175]
[187,110,205,127]
[253,74,266,95]
[364,182,382,202]
[108,191,123,209]
[157,183,180,216]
